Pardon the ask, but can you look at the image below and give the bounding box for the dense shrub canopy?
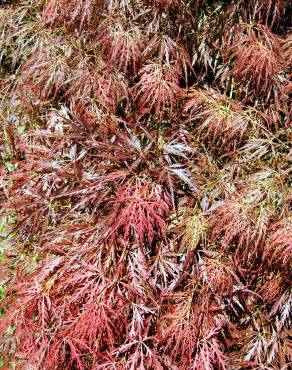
[0,1,291,369]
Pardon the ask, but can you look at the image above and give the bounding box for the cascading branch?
[0,0,291,369]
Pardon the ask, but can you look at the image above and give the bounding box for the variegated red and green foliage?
[0,0,291,369]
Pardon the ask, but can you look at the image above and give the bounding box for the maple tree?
[0,0,291,369]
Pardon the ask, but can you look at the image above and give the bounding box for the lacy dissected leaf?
[0,0,291,369]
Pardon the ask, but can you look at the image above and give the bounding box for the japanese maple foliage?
[0,0,291,369]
